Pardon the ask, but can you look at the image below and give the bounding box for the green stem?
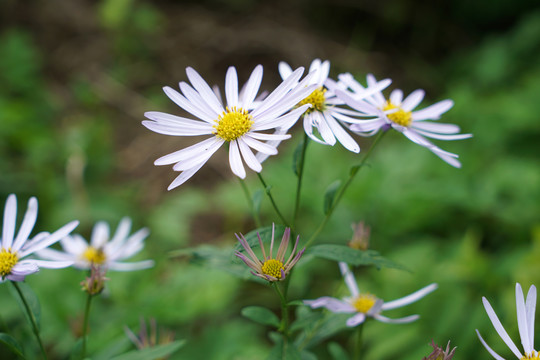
[273,282,289,338]
[304,131,386,249]
[257,173,292,229]
[238,178,262,228]
[11,282,48,360]
[81,293,93,359]
[293,133,309,229]
[353,322,365,360]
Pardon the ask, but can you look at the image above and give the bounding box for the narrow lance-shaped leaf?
[323,180,341,215]
[0,333,26,359]
[109,340,185,360]
[241,306,280,328]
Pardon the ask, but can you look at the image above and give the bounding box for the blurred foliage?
[0,0,539,359]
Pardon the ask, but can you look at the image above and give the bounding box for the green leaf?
[241,306,280,327]
[109,340,185,360]
[9,282,41,329]
[297,313,351,349]
[290,311,324,332]
[267,332,302,360]
[307,244,408,271]
[287,300,304,306]
[328,342,350,360]
[252,189,264,215]
[323,180,341,215]
[0,333,25,359]
[70,338,83,360]
[292,138,305,176]
[90,336,132,360]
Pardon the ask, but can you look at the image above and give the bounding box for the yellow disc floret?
[352,294,377,313]
[213,106,254,142]
[297,87,327,114]
[521,354,540,360]
[383,101,412,127]
[0,249,18,277]
[83,247,106,265]
[261,259,285,279]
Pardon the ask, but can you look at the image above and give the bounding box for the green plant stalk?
[11,281,48,360]
[304,131,386,249]
[257,173,292,229]
[353,322,365,360]
[238,178,262,227]
[81,293,93,359]
[293,133,310,229]
[273,282,290,338]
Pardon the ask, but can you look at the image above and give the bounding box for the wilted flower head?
[38,217,154,272]
[235,225,304,282]
[304,262,437,327]
[1,194,79,282]
[476,283,538,359]
[348,222,370,251]
[125,318,175,358]
[422,340,456,360]
[80,264,108,296]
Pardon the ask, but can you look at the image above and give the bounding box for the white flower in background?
[476,283,539,360]
[336,73,472,168]
[0,194,79,282]
[304,262,437,327]
[278,59,391,153]
[38,217,154,272]
[143,65,317,190]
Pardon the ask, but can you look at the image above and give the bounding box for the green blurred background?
[1,0,539,358]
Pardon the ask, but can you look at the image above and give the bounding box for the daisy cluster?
[143,59,472,190]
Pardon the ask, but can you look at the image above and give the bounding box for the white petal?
[242,135,278,155]
[162,86,214,123]
[229,140,246,178]
[516,283,533,355]
[303,116,329,145]
[10,261,39,277]
[314,111,336,146]
[144,111,211,128]
[179,82,221,120]
[253,104,309,132]
[278,62,293,80]
[338,262,359,298]
[411,99,454,121]
[476,329,506,360]
[172,139,222,171]
[526,285,537,352]
[249,132,291,141]
[154,137,224,166]
[107,260,155,271]
[238,139,262,173]
[142,120,212,136]
[12,197,38,252]
[107,217,132,251]
[304,297,355,313]
[225,66,239,108]
[390,89,403,105]
[373,314,420,324]
[482,296,523,358]
[91,221,110,248]
[36,248,74,261]
[239,65,263,109]
[185,67,225,115]
[324,113,360,153]
[23,259,73,269]
[346,313,366,327]
[401,89,425,111]
[2,194,16,250]
[381,283,438,310]
[350,118,386,133]
[414,128,473,141]
[60,234,88,255]
[167,161,207,190]
[19,221,79,258]
[411,121,462,134]
[251,67,304,117]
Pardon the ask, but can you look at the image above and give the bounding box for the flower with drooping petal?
[476,283,539,359]
[0,194,79,282]
[38,217,154,272]
[143,65,317,190]
[336,73,472,168]
[422,340,456,360]
[278,59,391,153]
[304,262,437,327]
[235,225,305,282]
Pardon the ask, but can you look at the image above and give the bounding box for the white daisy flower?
[143,65,317,190]
[304,262,437,327]
[278,59,391,153]
[37,217,154,272]
[336,73,472,168]
[476,283,539,360]
[0,194,79,282]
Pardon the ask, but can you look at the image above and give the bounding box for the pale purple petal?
[346,313,366,327]
[373,314,420,324]
[412,100,454,121]
[401,89,425,111]
[381,283,437,310]
[2,194,16,250]
[304,297,355,313]
[12,197,38,252]
[339,262,359,298]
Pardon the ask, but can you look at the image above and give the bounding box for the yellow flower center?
[352,294,377,313]
[213,106,253,142]
[261,259,285,279]
[83,247,106,265]
[383,101,412,127]
[522,354,540,360]
[298,87,327,114]
[0,249,18,277]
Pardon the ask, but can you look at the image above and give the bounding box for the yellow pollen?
[83,247,106,265]
[0,249,18,277]
[521,354,540,360]
[261,259,285,279]
[297,87,327,114]
[213,106,253,142]
[383,101,413,127]
[352,294,377,313]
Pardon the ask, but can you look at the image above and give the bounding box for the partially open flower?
[235,225,304,282]
[125,318,175,359]
[80,265,108,296]
[348,222,370,251]
[422,340,456,360]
